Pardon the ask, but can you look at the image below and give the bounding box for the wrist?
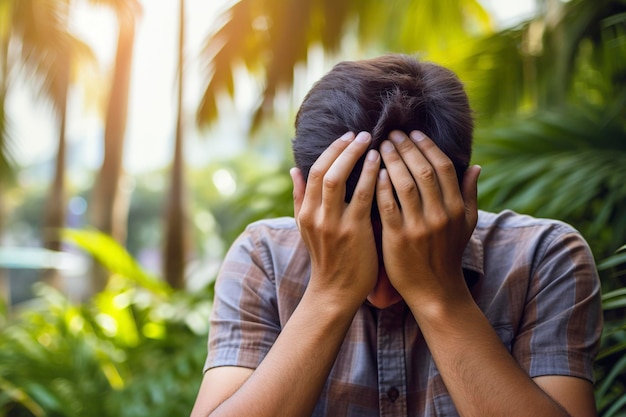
[306,268,372,311]
[403,275,475,325]
[302,281,363,320]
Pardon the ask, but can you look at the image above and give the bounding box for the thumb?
[461,165,481,227]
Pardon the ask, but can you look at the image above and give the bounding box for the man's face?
[367,216,403,308]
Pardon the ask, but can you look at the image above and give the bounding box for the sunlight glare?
[212,168,237,196]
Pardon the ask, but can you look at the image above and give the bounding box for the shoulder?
[238,217,301,251]
[477,209,578,234]
[243,217,299,233]
[476,209,586,252]
[475,209,596,276]
[223,217,307,283]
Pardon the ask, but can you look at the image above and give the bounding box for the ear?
[290,167,306,224]
[461,165,481,227]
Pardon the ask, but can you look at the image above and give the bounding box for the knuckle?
[437,159,455,175]
[416,166,436,183]
[298,210,314,228]
[352,188,373,204]
[308,166,324,182]
[378,199,397,215]
[323,176,340,190]
[319,221,337,238]
[396,180,418,195]
[429,210,450,232]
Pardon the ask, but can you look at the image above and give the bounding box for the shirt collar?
[462,231,484,289]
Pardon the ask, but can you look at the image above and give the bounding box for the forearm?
[408,291,570,417]
[208,288,358,417]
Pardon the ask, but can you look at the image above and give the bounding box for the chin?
[367,293,403,309]
[367,271,402,309]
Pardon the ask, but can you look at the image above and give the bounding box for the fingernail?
[379,168,388,180]
[367,149,378,161]
[381,141,394,153]
[340,131,355,141]
[355,131,371,143]
[389,131,405,144]
[411,130,426,142]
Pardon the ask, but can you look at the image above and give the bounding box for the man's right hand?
[290,131,381,310]
[191,132,382,417]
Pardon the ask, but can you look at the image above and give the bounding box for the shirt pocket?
[430,324,514,417]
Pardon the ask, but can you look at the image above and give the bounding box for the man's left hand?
[375,130,481,309]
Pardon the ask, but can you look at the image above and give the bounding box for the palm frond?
[197,0,493,130]
[10,0,96,116]
[474,105,626,255]
[62,228,172,296]
[0,95,15,184]
[463,0,626,121]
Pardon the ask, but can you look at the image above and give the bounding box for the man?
[191,54,602,416]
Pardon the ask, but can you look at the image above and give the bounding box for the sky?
[7,0,537,177]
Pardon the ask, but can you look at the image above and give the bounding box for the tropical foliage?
[0,0,625,415]
[595,246,626,416]
[198,0,492,128]
[0,230,211,416]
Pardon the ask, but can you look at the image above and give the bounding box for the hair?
[292,54,473,202]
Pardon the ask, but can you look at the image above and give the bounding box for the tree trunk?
[163,0,188,289]
[42,66,69,253]
[0,29,10,308]
[40,55,69,289]
[88,9,136,292]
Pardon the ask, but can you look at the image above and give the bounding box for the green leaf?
[599,252,626,270]
[62,229,171,296]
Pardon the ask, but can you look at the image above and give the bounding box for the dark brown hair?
[292,54,473,202]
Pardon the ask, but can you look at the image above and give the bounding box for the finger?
[305,131,356,204]
[347,149,381,218]
[379,139,422,214]
[389,130,443,210]
[410,130,461,208]
[290,167,306,226]
[461,165,481,229]
[322,131,372,208]
[375,168,402,228]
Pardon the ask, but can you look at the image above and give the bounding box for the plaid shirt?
[204,210,602,417]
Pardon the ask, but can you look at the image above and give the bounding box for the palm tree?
[460,0,625,120]
[87,0,141,291]
[196,0,492,130]
[0,3,14,190]
[461,0,626,256]
[2,0,93,289]
[8,0,73,252]
[88,0,141,242]
[162,0,189,289]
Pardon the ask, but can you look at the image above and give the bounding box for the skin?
[190,130,598,417]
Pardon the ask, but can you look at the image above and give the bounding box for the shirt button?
[387,387,399,403]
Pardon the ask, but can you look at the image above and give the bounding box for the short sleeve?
[512,227,603,382]
[203,226,281,372]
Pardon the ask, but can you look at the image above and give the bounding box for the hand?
[291,131,381,310]
[375,130,481,309]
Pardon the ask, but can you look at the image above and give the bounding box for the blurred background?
[0,0,625,415]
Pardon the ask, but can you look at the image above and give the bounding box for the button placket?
[376,305,408,416]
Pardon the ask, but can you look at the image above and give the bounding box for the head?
[292,54,473,203]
